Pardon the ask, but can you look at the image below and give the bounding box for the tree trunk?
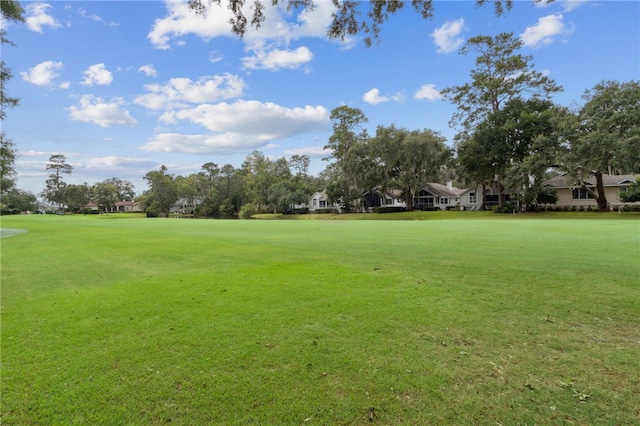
[594,171,608,212]
[405,188,414,211]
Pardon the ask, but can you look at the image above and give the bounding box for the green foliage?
[372,125,452,211]
[64,183,91,213]
[92,182,120,211]
[143,165,178,215]
[566,80,640,210]
[494,202,517,213]
[0,132,17,195]
[443,32,561,131]
[373,206,406,213]
[619,176,640,203]
[238,202,257,219]
[42,154,73,209]
[537,186,559,205]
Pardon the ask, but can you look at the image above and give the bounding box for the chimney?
[447,181,453,191]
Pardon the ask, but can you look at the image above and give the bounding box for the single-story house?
[543,174,638,208]
[414,182,463,210]
[115,201,143,212]
[363,189,406,211]
[308,191,340,212]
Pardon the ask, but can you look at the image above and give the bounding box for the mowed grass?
[1,213,639,425]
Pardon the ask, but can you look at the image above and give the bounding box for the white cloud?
[20,61,64,86]
[138,64,158,77]
[414,84,442,101]
[67,95,137,127]
[25,3,61,33]
[147,1,235,50]
[520,14,573,48]
[81,63,113,86]
[134,74,245,110]
[431,18,465,54]
[143,100,329,154]
[242,46,313,70]
[363,88,389,105]
[140,133,273,154]
[161,100,328,136]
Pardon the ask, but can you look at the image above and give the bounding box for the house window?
[469,192,476,204]
[312,199,317,206]
[385,198,393,205]
[319,200,327,208]
[618,186,629,195]
[415,190,435,208]
[440,197,449,205]
[572,187,595,200]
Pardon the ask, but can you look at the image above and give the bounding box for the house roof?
[545,174,637,188]
[419,182,464,197]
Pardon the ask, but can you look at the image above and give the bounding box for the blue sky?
[3,0,639,195]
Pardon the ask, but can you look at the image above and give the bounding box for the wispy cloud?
[242,46,313,71]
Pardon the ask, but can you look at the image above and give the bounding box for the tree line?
[1,3,638,214]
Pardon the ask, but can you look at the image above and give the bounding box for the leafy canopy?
[188,0,552,47]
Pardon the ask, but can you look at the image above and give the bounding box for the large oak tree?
[567,80,640,211]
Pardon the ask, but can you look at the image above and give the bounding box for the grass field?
[1,213,639,425]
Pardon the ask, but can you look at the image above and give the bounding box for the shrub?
[239,203,257,219]
[374,206,406,213]
[0,208,21,215]
[494,202,517,214]
[314,208,338,214]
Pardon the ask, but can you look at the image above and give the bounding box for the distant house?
[37,201,57,214]
[543,174,638,208]
[363,189,406,211]
[170,198,203,214]
[85,201,100,213]
[115,201,143,213]
[308,191,339,212]
[458,186,482,211]
[413,182,463,210]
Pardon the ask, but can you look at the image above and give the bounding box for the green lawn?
[1,213,639,425]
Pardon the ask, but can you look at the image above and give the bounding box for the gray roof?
[545,174,636,188]
[421,182,464,197]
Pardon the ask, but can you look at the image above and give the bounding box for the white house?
[308,191,340,212]
[413,182,463,210]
